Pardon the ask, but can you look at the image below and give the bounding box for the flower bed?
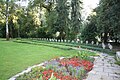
[16,56,94,80]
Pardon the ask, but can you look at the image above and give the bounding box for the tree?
[0,0,24,38]
[6,0,9,40]
[70,0,82,40]
[45,8,58,37]
[55,0,70,40]
[41,0,57,38]
[81,15,98,42]
[32,0,44,27]
[96,0,120,42]
[0,0,6,37]
[0,0,84,39]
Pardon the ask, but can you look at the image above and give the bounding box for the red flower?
[59,58,93,71]
[42,57,94,80]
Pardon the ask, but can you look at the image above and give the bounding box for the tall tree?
[81,14,98,42]
[96,0,120,42]
[55,0,70,39]
[0,0,6,37]
[70,0,82,40]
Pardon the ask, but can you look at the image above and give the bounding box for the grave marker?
[96,42,99,45]
[81,41,83,44]
[91,41,94,44]
[64,40,66,42]
[61,39,63,42]
[72,40,74,43]
[108,43,113,50]
[102,43,106,49]
[86,41,88,44]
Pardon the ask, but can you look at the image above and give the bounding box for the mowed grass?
[0,39,77,80]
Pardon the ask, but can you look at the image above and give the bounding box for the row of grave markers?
[28,38,113,50]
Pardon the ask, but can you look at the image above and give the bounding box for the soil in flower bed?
[16,57,94,80]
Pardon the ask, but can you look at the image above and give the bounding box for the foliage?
[115,61,120,66]
[70,0,82,40]
[0,0,83,40]
[77,51,94,62]
[45,3,58,37]
[55,0,70,39]
[15,38,116,56]
[16,56,94,80]
[81,15,98,42]
[16,67,44,80]
[0,0,120,44]
[80,0,120,43]
[95,0,120,42]
[80,45,116,56]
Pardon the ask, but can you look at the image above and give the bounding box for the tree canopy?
[0,0,83,40]
[0,0,120,43]
[96,0,120,42]
[80,0,120,43]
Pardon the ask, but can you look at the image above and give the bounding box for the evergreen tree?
[70,0,82,40]
[96,0,120,42]
[81,15,97,42]
[55,0,70,39]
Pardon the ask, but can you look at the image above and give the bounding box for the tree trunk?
[6,0,9,40]
[103,32,108,43]
[18,26,20,38]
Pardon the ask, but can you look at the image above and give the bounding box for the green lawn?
[0,39,78,80]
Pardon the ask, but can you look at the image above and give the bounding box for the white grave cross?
[102,43,106,49]
[108,43,113,50]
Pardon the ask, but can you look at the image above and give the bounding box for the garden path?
[72,47,120,80]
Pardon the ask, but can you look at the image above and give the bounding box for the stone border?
[9,63,44,80]
[116,51,120,61]
[9,57,64,80]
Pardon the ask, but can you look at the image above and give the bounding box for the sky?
[15,0,29,7]
[82,0,100,20]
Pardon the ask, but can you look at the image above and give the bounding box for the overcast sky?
[82,0,100,20]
